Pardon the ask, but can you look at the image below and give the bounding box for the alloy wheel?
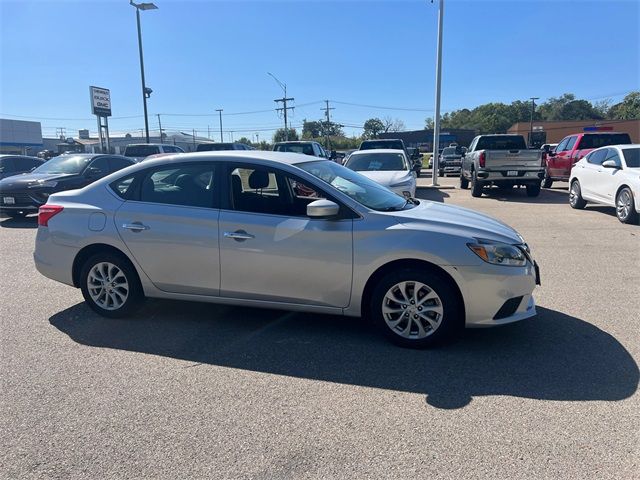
[617,189,632,220]
[382,281,443,339]
[87,262,129,310]
[569,183,579,206]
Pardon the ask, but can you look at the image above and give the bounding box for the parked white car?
[569,144,640,224]
[344,149,417,197]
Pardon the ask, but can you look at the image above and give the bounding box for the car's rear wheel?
[370,269,462,348]
[526,183,541,197]
[541,172,553,188]
[470,170,483,197]
[616,187,639,224]
[459,174,469,189]
[80,252,144,318]
[569,180,587,209]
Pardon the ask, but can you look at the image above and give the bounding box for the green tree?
[273,128,299,143]
[363,118,385,139]
[302,119,322,139]
[608,91,640,119]
[237,137,252,145]
[424,117,434,129]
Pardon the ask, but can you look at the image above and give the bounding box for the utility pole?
[529,97,539,148]
[431,0,444,187]
[322,100,335,150]
[207,125,210,139]
[192,129,196,150]
[255,133,259,144]
[216,109,223,142]
[268,72,293,141]
[56,127,66,139]
[156,113,163,143]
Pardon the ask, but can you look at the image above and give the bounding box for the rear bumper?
[476,168,544,183]
[34,227,78,287]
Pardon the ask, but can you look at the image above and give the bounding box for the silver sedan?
[34,151,540,348]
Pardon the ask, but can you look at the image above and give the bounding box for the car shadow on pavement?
[415,188,450,203]
[0,215,38,229]
[484,187,569,205]
[49,302,638,410]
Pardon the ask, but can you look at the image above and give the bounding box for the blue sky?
[1,0,638,140]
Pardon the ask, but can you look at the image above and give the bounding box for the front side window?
[555,138,570,153]
[345,152,408,171]
[140,163,216,208]
[565,136,578,151]
[86,157,110,177]
[296,160,410,212]
[603,149,622,167]
[587,149,607,165]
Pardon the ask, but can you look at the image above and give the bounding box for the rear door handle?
[122,222,149,232]
[224,230,255,241]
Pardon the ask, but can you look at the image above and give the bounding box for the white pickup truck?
[460,134,544,197]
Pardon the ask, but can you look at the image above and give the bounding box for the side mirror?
[602,160,619,169]
[548,151,556,157]
[307,199,340,218]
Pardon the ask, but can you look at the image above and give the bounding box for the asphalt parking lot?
[1,176,638,479]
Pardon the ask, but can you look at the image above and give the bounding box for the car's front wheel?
[569,180,587,209]
[370,269,462,348]
[616,187,639,224]
[80,252,144,318]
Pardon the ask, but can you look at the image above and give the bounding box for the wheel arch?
[72,243,136,288]
[615,184,633,203]
[360,259,465,320]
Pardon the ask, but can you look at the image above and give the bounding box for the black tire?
[459,174,469,189]
[541,172,553,189]
[80,252,144,318]
[525,183,541,197]
[569,180,587,209]
[370,268,463,348]
[616,187,639,224]
[438,169,444,177]
[470,170,483,197]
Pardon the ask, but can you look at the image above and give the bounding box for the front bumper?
[0,191,45,214]
[442,260,538,327]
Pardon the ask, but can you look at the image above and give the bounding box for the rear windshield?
[274,143,315,156]
[196,143,236,152]
[442,147,458,155]
[578,134,632,150]
[476,136,527,150]
[124,145,160,157]
[623,148,640,168]
[360,140,403,150]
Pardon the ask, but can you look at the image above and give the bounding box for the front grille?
[493,296,524,320]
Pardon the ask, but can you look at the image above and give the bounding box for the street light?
[130,0,158,144]
[529,97,539,148]
[431,0,444,187]
[216,109,223,142]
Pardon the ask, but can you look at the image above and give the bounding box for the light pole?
[130,1,158,144]
[529,97,539,148]
[268,72,293,141]
[216,109,223,142]
[431,0,444,186]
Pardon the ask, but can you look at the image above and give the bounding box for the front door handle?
[224,230,255,241]
[122,222,149,232]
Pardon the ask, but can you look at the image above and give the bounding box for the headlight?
[467,241,527,267]
[29,180,57,188]
[390,178,413,187]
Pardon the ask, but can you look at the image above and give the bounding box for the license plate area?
[506,170,518,177]
[3,197,15,204]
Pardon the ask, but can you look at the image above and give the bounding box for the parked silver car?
[34,151,539,348]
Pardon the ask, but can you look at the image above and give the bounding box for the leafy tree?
[302,119,322,139]
[363,118,385,139]
[237,137,252,145]
[424,117,434,129]
[273,128,299,143]
[608,91,640,119]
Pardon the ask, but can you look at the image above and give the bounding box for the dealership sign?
[90,86,111,117]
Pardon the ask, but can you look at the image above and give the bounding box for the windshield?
[578,134,632,150]
[442,147,457,155]
[623,148,640,168]
[476,136,527,150]
[274,143,315,156]
[296,160,410,211]
[32,155,91,175]
[345,152,408,171]
[360,140,403,150]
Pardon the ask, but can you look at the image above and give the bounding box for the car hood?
[390,200,523,244]
[356,170,413,186]
[0,173,76,191]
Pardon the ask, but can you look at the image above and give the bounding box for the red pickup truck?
[542,132,632,188]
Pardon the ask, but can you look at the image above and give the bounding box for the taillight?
[38,205,64,227]
[479,151,486,168]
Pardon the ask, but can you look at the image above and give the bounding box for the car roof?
[274,141,317,145]
[0,154,42,159]
[55,153,131,159]
[125,143,174,147]
[349,149,406,155]
[128,150,321,168]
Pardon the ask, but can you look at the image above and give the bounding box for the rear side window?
[622,148,640,168]
[140,164,216,208]
[111,175,137,199]
[124,145,160,157]
[162,146,183,153]
[578,134,632,150]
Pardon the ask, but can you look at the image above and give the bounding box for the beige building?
[508,119,640,145]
